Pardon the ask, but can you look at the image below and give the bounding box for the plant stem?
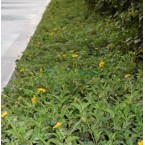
[68,119,81,136]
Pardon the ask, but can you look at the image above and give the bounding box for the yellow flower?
[37,88,46,93]
[81,117,86,122]
[63,54,67,58]
[49,32,54,36]
[138,140,143,145]
[106,23,109,27]
[19,68,24,73]
[57,54,61,58]
[106,44,112,49]
[70,50,75,53]
[95,48,99,50]
[56,71,60,74]
[100,28,103,31]
[1,111,8,118]
[18,96,22,101]
[99,61,105,67]
[32,95,37,104]
[40,68,43,73]
[74,98,78,102]
[124,74,131,78]
[53,122,62,129]
[99,92,105,98]
[72,54,78,58]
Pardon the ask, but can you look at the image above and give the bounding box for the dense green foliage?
[85,0,143,59]
[2,0,142,144]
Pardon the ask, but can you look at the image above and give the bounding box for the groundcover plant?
[1,0,142,144]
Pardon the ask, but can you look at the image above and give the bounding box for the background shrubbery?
[85,0,143,60]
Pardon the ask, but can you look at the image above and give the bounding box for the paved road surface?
[1,0,51,89]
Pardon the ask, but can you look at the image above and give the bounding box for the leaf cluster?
[2,0,142,144]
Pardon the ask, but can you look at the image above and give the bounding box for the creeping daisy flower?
[72,54,78,58]
[138,140,143,145]
[1,111,8,118]
[32,95,37,104]
[99,61,105,67]
[124,74,131,78]
[53,122,62,129]
[19,68,24,73]
[37,88,46,93]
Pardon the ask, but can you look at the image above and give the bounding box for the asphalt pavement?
[1,0,51,89]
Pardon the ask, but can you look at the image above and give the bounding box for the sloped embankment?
[2,0,142,144]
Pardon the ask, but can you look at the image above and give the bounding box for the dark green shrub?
[84,0,143,60]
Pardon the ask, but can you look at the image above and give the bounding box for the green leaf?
[66,136,79,142]
[23,88,34,97]
[134,39,140,44]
